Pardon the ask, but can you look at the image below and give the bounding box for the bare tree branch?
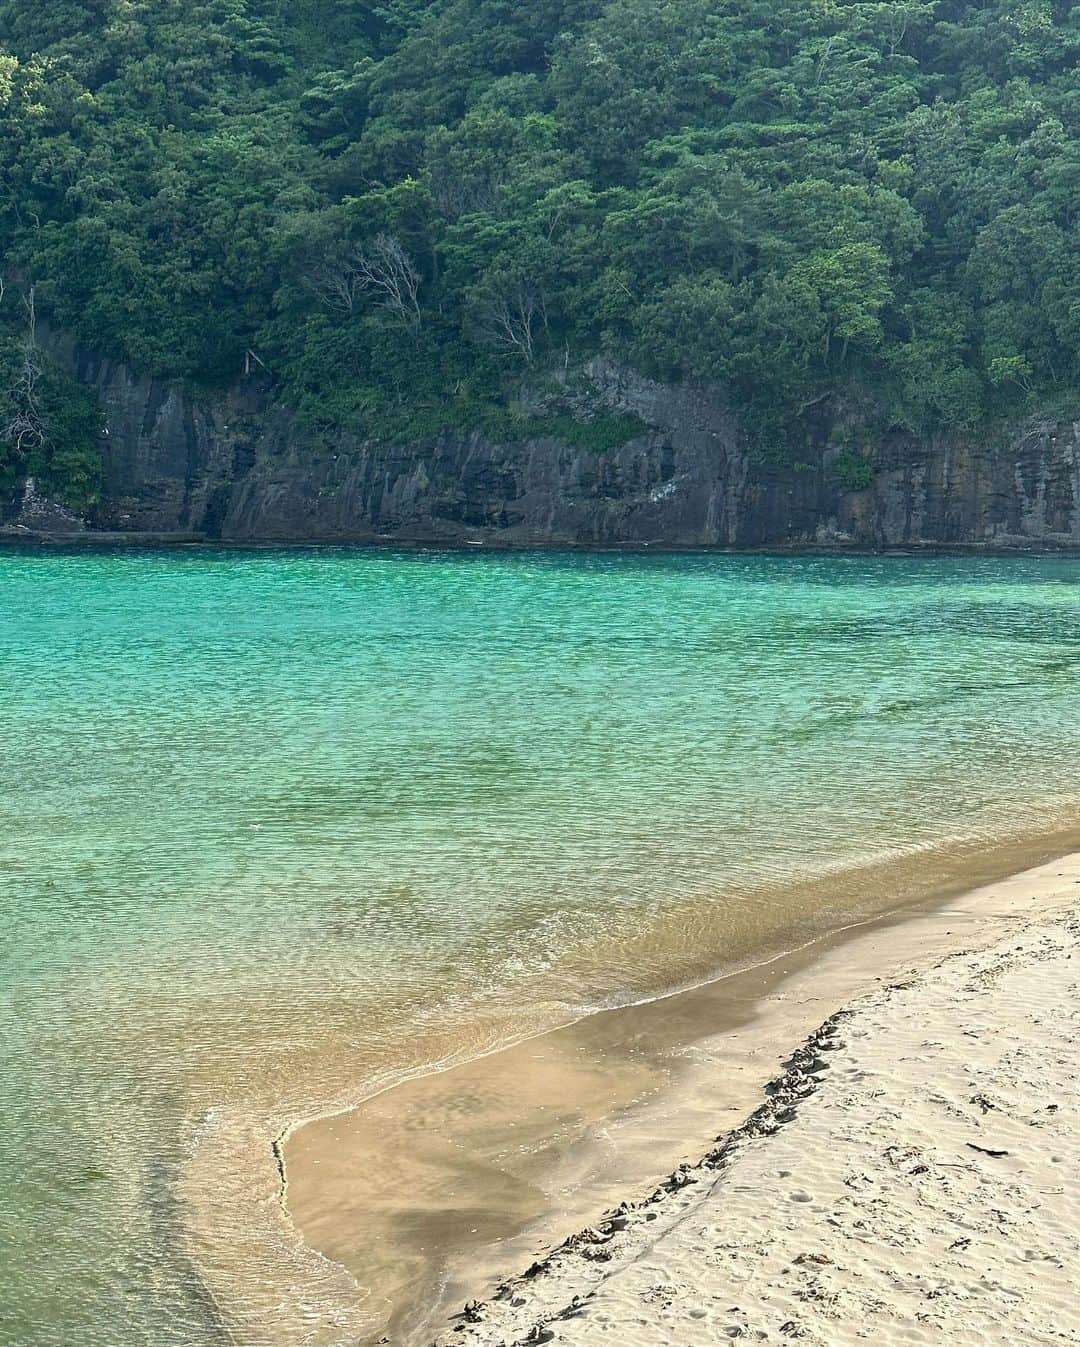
[432,173,502,222]
[353,234,422,331]
[304,255,362,314]
[477,278,541,364]
[2,284,46,457]
[305,235,422,331]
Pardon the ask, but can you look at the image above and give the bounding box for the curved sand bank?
[433,879,1079,1347]
[283,841,1080,1346]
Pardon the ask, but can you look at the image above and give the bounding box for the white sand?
[436,908,1080,1346]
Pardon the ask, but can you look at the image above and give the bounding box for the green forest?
[1,0,1078,504]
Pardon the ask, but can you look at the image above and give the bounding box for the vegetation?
[830,451,876,493]
[0,286,103,508]
[0,0,1077,500]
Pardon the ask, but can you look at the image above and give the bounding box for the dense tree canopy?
[1,0,1078,499]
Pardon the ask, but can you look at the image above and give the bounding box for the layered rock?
[8,334,1080,549]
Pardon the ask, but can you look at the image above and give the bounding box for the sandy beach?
[430,880,1080,1346]
[281,844,1080,1347]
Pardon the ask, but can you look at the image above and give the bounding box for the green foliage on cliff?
[830,451,876,493]
[0,0,1077,467]
[0,306,104,509]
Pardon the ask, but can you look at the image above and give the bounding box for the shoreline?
[433,898,1079,1347]
[6,529,1080,556]
[280,835,1080,1347]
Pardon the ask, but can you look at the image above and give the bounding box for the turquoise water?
[3,548,1080,1346]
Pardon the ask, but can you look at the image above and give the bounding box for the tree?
[305,254,365,315]
[790,245,893,364]
[0,284,45,461]
[473,272,543,363]
[305,234,423,330]
[0,279,103,506]
[353,235,423,331]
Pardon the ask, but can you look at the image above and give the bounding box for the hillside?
[0,0,1078,514]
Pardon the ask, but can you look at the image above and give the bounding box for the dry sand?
[432,898,1080,1346]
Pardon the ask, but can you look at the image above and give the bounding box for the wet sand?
[436,898,1079,1347]
[283,834,1080,1345]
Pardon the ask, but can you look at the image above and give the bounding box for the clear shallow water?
[3,547,1080,1346]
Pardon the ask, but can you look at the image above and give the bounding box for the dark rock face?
[11,335,1080,548]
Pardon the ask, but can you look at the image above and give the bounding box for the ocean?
[3,547,1079,1346]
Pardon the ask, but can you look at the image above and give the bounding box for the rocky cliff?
[6,334,1080,549]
